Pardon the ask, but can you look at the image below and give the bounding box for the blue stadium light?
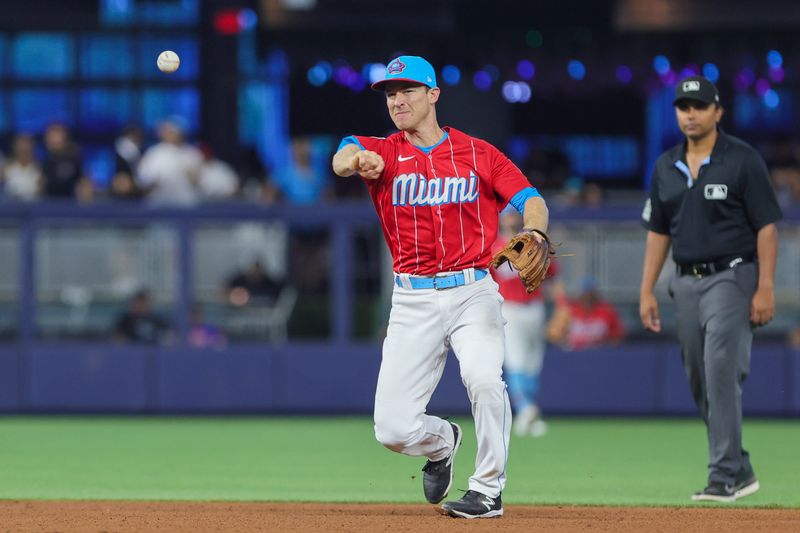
[365,63,386,84]
[517,60,535,80]
[237,8,257,31]
[502,81,522,103]
[615,65,632,84]
[317,61,333,78]
[702,63,719,82]
[652,55,670,75]
[307,65,327,86]
[763,89,780,109]
[441,65,461,86]
[567,60,585,80]
[473,70,492,91]
[766,50,783,69]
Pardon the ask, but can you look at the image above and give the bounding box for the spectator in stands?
[188,304,227,349]
[41,123,93,202]
[109,124,145,200]
[137,116,204,206]
[2,134,41,201]
[548,277,624,350]
[197,142,240,200]
[273,137,332,204]
[582,182,604,208]
[238,145,280,204]
[114,288,171,344]
[225,260,283,307]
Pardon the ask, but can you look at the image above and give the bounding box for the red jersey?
[565,300,624,350]
[351,127,531,275]
[490,236,558,303]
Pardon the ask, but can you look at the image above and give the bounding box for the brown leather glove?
[490,229,555,293]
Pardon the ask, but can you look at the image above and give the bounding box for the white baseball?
[157,50,180,73]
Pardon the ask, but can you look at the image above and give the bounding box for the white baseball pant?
[373,273,511,498]
[502,300,546,374]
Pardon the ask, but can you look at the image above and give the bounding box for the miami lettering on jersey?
[392,171,479,207]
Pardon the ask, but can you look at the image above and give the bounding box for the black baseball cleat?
[441,490,503,519]
[733,474,760,500]
[691,482,736,503]
[692,474,761,503]
[422,422,462,504]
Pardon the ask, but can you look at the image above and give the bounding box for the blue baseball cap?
[580,276,598,293]
[371,56,438,91]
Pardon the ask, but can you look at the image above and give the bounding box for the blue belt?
[395,269,488,290]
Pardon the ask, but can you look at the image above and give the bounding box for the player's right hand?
[351,150,384,180]
[639,292,661,333]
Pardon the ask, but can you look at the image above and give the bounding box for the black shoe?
[441,490,503,519]
[691,482,736,503]
[733,474,760,500]
[422,422,462,504]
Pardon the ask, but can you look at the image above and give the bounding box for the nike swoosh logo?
[398,155,415,162]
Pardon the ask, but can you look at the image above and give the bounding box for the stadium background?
[0,0,799,526]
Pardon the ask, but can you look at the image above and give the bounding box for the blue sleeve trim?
[509,187,541,214]
[337,135,365,153]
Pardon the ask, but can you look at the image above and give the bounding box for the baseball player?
[640,76,782,502]
[490,209,561,437]
[332,55,549,519]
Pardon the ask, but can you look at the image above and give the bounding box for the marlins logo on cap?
[387,58,406,74]
[371,55,438,91]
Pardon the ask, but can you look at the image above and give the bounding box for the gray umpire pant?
[670,262,757,486]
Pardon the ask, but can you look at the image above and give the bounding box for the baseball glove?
[490,229,556,293]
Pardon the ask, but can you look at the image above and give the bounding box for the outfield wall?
[1,342,798,416]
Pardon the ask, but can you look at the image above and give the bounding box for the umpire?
[639,76,782,502]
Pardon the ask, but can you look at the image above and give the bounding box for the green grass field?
[0,417,797,507]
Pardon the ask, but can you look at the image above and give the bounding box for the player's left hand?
[750,286,775,327]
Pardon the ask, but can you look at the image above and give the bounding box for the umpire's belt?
[395,268,488,290]
[677,254,754,278]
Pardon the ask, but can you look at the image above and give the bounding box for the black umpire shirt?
[642,129,782,264]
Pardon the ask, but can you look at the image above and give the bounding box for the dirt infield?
[3,500,800,532]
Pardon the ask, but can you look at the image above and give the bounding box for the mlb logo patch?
[704,184,728,200]
[387,59,406,74]
[683,81,701,92]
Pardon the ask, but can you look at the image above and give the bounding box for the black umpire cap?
[673,76,720,106]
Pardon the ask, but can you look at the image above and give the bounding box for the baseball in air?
[157,50,180,73]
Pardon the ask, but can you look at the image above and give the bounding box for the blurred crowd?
[112,259,293,348]
[2,119,799,210]
[0,118,369,207]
